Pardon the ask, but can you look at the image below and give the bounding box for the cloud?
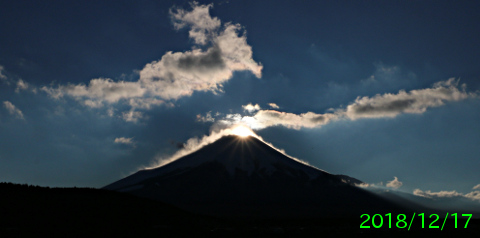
[251,110,337,130]
[473,184,480,190]
[3,101,25,120]
[355,181,384,188]
[268,103,280,109]
[209,78,476,130]
[138,20,262,100]
[42,78,146,104]
[242,103,261,113]
[386,176,403,189]
[0,65,6,81]
[41,2,262,122]
[465,191,480,201]
[196,111,215,122]
[413,189,480,201]
[15,79,30,93]
[122,110,143,123]
[114,137,135,145]
[344,78,473,119]
[170,2,221,45]
[216,110,339,130]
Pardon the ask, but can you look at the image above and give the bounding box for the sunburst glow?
[231,125,256,138]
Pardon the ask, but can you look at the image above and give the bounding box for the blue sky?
[1,0,479,201]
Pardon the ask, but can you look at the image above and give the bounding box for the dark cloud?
[309,115,326,123]
[178,46,225,71]
[351,99,415,115]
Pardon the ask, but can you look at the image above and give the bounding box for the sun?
[231,125,255,138]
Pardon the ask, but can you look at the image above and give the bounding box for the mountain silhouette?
[104,135,408,218]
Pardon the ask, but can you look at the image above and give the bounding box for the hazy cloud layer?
[41,2,262,122]
[386,176,403,189]
[209,79,476,130]
[414,189,480,202]
[3,101,24,120]
[473,184,480,190]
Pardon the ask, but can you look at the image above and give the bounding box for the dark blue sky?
[1,1,479,201]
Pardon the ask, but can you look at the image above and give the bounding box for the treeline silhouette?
[0,182,209,237]
[1,182,478,237]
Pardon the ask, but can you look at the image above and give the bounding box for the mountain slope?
[104,135,409,218]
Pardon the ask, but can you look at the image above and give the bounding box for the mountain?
[104,135,409,219]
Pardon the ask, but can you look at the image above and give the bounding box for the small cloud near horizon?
[386,176,403,189]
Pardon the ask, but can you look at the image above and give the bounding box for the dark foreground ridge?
[2,182,479,237]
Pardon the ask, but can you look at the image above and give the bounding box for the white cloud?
[386,176,403,189]
[170,2,221,45]
[127,98,165,110]
[0,65,14,86]
[122,110,143,123]
[465,191,480,201]
[213,78,476,130]
[355,183,371,188]
[250,110,338,130]
[196,111,215,122]
[15,79,30,93]
[355,181,383,188]
[3,101,24,120]
[414,189,463,198]
[0,65,6,80]
[218,110,339,130]
[114,137,135,145]
[45,78,146,104]
[344,78,472,119]
[268,103,280,109]
[473,184,480,190]
[42,2,262,122]
[242,103,261,113]
[413,189,480,201]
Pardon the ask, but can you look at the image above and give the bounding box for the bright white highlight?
[231,124,255,138]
